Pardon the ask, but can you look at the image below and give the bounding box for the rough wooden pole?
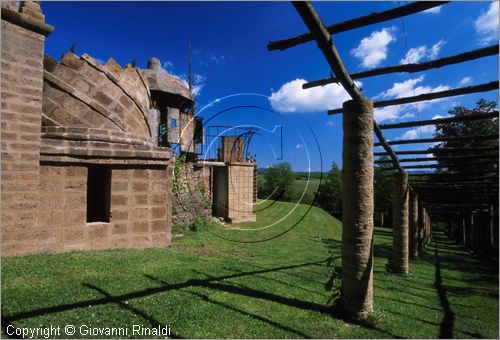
[392,172,409,274]
[409,191,419,259]
[341,99,374,319]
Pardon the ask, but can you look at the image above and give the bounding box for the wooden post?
[341,99,374,319]
[409,191,419,259]
[392,172,409,274]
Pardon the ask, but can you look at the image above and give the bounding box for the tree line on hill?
[258,99,498,225]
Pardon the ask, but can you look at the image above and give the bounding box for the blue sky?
[42,1,499,172]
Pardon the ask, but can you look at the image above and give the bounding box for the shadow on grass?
[146,275,313,338]
[434,241,455,339]
[1,259,332,338]
[84,283,184,339]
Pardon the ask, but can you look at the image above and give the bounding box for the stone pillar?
[427,212,432,246]
[466,214,473,249]
[489,205,495,249]
[409,191,419,259]
[392,172,409,274]
[418,204,426,252]
[341,99,374,319]
[462,217,467,245]
[471,212,477,251]
[1,1,53,256]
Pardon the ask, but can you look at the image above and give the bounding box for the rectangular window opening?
[86,166,111,223]
[171,118,177,128]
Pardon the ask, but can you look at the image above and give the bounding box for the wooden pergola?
[267,1,499,319]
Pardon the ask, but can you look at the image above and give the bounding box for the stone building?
[1,1,196,256]
[212,136,256,223]
[1,1,256,256]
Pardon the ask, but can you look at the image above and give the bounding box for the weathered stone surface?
[1,3,180,256]
[392,171,409,274]
[172,162,212,228]
[341,99,374,319]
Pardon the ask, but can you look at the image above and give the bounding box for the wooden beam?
[375,134,498,146]
[374,146,499,156]
[378,111,499,130]
[329,81,499,115]
[268,1,448,51]
[381,160,498,170]
[376,154,498,163]
[373,123,403,172]
[292,2,364,101]
[292,1,403,173]
[304,45,498,89]
[406,170,498,177]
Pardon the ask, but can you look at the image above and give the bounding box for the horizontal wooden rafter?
[375,134,498,146]
[267,1,448,51]
[382,160,498,170]
[378,111,499,130]
[374,146,499,156]
[376,154,498,163]
[304,45,498,89]
[329,81,499,115]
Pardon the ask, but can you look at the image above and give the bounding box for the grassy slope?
[1,201,498,338]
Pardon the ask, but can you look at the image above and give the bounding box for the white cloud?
[400,125,435,140]
[459,76,473,86]
[169,72,206,98]
[295,144,303,149]
[269,78,362,113]
[374,76,451,122]
[475,2,499,43]
[400,40,446,64]
[351,27,396,68]
[161,61,173,71]
[422,6,442,14]
[326,120,335,126]
[399,114,449,140]
[374,106,403,122]
[379,75,450,101]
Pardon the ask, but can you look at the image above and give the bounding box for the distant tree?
[432,99,498,174]
[317,162,342,219]
[263,162,296,202]
[69,43,77,54]
[374,155,395,227]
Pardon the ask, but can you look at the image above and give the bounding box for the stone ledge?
[1,6,54,36]
[42,127,155,147]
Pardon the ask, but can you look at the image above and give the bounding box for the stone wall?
[227,163,255,223]
[1,1,177,256]
[212,162,255,223]
[1,1,53,256]
[27,164,172,254]
[172,162,212,227]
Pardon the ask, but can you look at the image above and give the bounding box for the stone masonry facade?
[1,1,185,256]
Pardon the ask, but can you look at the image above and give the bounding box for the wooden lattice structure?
[268,1,499,319]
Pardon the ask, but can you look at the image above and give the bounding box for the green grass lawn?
[2,201,498,338]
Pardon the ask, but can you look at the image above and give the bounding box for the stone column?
[489,205,495,249]
[409,191,419,259]
[1,1,53,256]
[392,172,409,274]
[462,217,467,245]
[341,99,374,319]
[418,204,426,252]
